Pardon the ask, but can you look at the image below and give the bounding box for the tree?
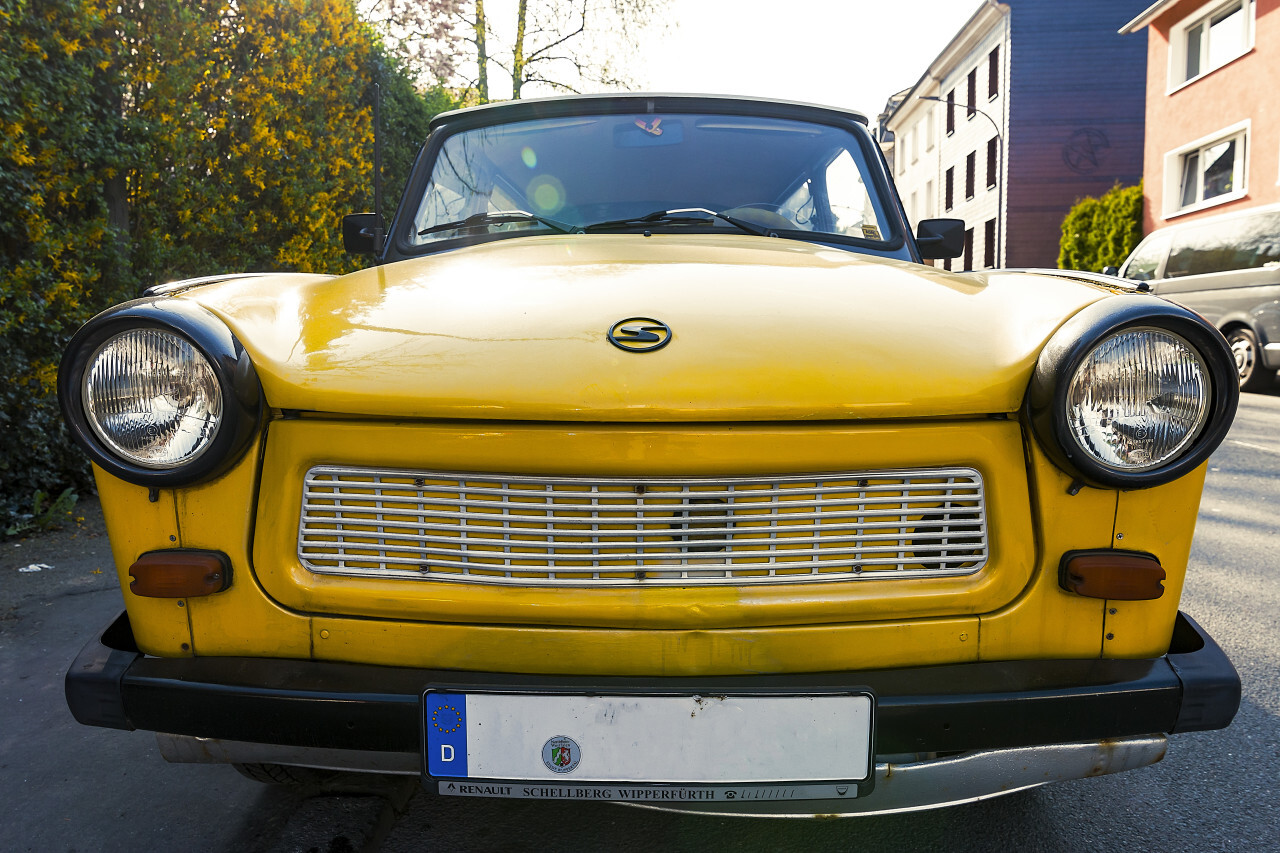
[1058,182,1143,273]
[358,0,467,90]
[363,0,669,102]
[505,0,665,99]
[0,0,458,530]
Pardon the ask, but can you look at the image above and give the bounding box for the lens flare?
[528,175,566,215]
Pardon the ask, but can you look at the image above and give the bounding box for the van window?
[1242,212,1280,266]
[1123,235,1169,281]
[1166,211,1280,277]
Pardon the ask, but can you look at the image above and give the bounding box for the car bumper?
[66,610,1239,815]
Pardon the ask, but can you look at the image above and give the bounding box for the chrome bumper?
[156,732,1167,817]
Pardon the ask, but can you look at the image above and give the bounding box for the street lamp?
[918,95,1004,268]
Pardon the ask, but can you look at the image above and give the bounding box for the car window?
[824,150,883,240]
[1122,235,1169,281]
[1165,213,1280,277]
[407,113,892,248]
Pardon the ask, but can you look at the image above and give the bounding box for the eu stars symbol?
[432,703,463,734]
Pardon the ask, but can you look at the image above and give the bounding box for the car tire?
[1226,327,1271,392]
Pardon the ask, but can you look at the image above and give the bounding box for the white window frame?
[1167,0,1255,93]
[1162,120,1249,218]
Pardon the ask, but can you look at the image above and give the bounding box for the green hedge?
[0,0,135,528]
[0,0,456,534]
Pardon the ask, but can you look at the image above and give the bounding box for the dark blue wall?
[1006,0,1148,268]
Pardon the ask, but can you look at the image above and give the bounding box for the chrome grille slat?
[300,490,980,515]
[300,506,979,532]
[300,524,980,551]
[298,466,989,586]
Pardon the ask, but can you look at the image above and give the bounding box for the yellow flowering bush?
[1,0,456,530]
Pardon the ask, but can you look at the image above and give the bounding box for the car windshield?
[407,112,894,248]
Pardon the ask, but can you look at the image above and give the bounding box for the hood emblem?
[608,317,672,352]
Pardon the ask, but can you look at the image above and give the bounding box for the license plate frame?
[421,687,875,803]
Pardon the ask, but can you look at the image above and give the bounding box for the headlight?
[59,299,262,487]
[83,329,223,468]
[1030,298,1237,489]
[1066,327,1209,471]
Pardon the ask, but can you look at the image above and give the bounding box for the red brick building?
[1122,0,1279,231]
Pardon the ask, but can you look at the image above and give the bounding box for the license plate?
[422,689,874,802]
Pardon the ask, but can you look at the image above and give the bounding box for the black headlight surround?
[1028,296,1239,490]
[58,298,263,487]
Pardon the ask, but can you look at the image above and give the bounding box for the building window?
[910,190,918,224]
[986,137,998,188]
[925,179,934,218]
[925,108,935,151]
[946,90,955,135]
[963,227,974,270]
[1166,123,1248,215]
[965,151,976,200]
[945,167,954,211]
[988,47,999,99]
[984,219,996,268]
[910,124,919,164]
[1172,0,1254,88]
[967,69,977,118]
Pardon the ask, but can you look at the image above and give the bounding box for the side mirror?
[1101,266,1120,277]
[916,218,965,260]
[342,213,384,255]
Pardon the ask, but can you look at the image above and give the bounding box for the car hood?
[183,234,1114,421]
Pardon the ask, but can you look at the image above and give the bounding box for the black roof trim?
[428,93,870,132]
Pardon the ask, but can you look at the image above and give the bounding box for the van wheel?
[1226,327,1269,392]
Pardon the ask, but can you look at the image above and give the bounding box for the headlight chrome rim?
[58,298,263,487]
[1029,297,1239,490]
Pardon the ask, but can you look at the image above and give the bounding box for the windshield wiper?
[583,207,773,237]
[419,210,581,237]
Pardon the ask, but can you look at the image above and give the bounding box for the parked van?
[1115,202,1280,391]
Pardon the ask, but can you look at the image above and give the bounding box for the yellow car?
[60,94,1240,816]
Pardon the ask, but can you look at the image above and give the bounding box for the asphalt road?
[2,390,1277,852]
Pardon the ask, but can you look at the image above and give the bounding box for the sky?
[481,0,986,121]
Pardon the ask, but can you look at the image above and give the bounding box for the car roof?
[428,93,870,133]
[1145,200,1280,240]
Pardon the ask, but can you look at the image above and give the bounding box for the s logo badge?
[608,318,672,353]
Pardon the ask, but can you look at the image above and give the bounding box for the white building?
[885,2,1010,270]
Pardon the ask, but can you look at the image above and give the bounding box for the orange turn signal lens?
[129,550,231,598]
[1059,550,1165,600]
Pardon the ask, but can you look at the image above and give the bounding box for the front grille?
[297,467,989,586]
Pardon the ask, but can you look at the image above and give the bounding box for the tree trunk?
[511,0,527,99]
[474,0,488,102]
